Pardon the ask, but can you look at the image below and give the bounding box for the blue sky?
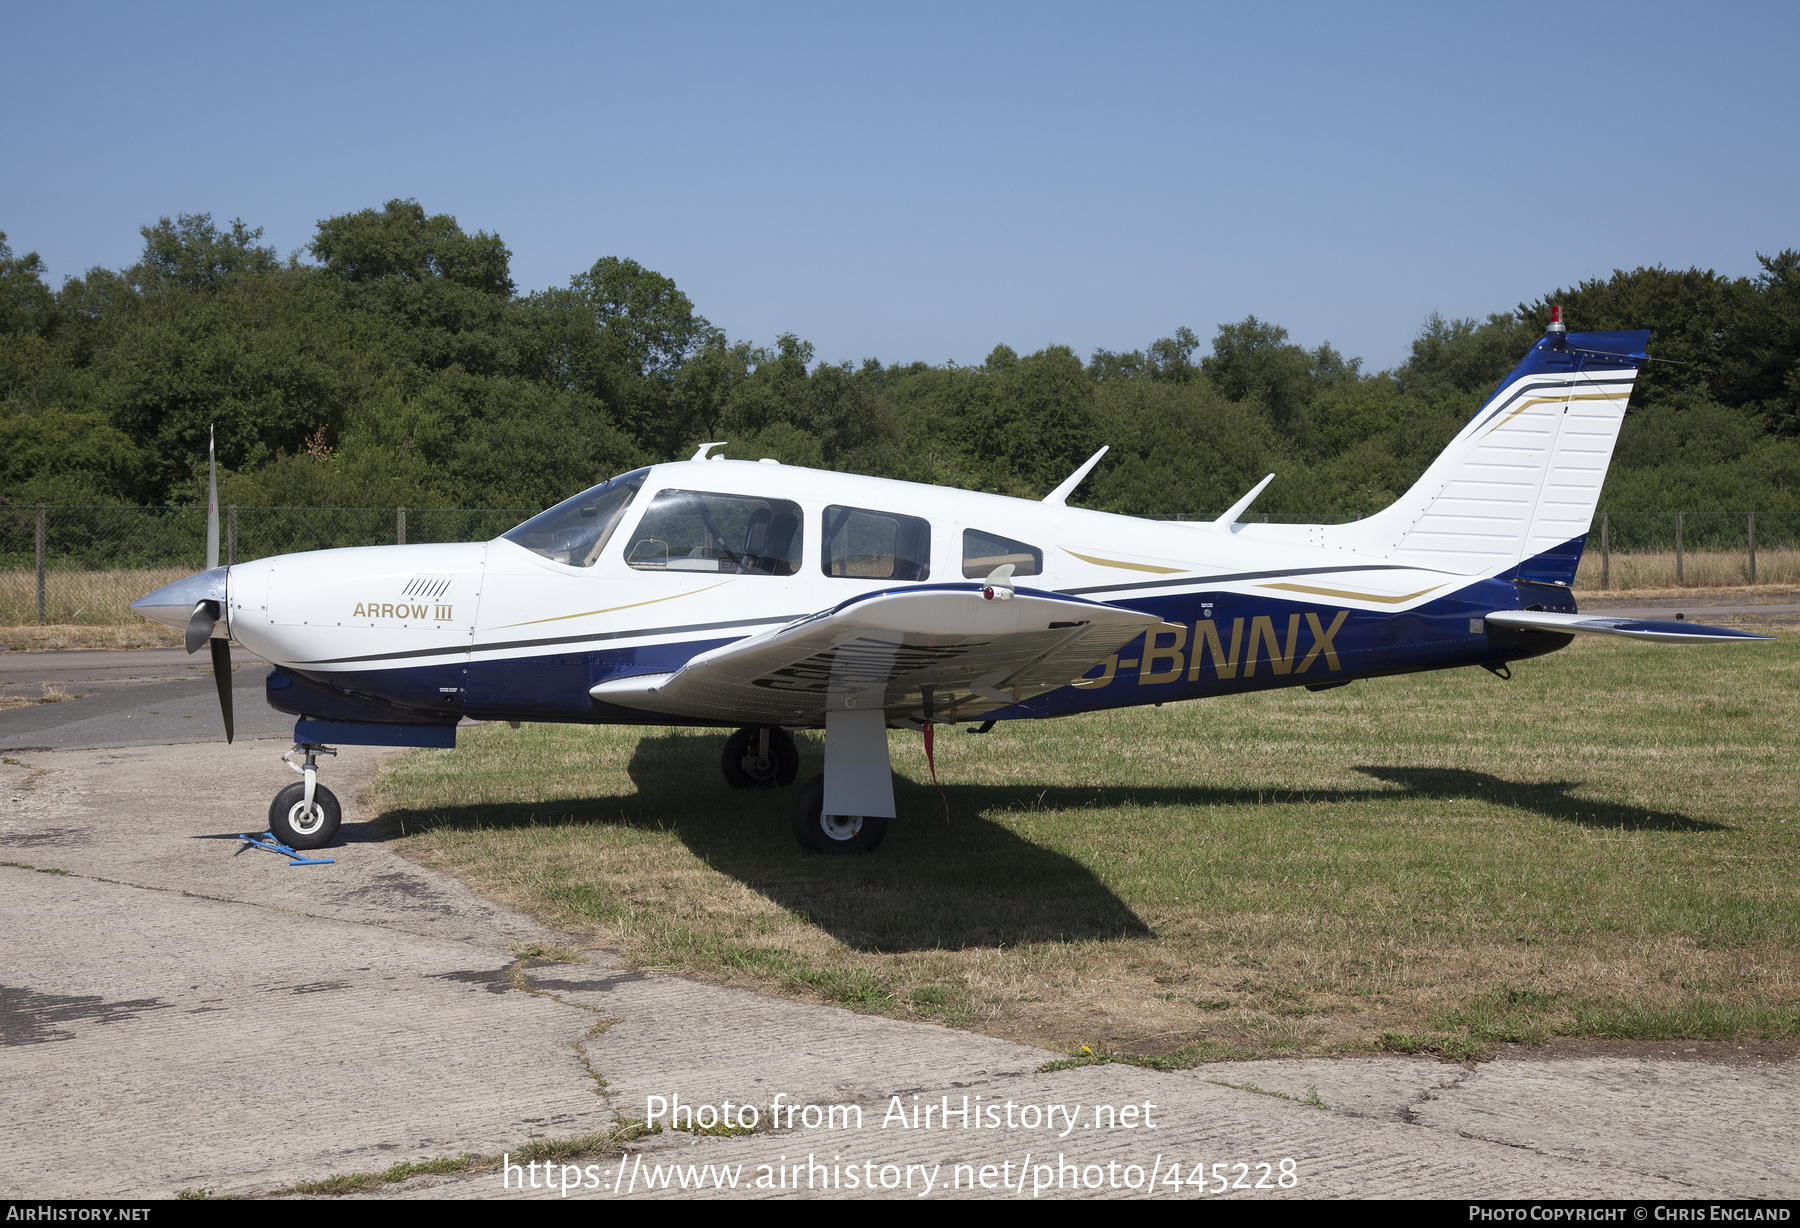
[4,1,1795,371]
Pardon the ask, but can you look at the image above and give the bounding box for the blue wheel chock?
[237,831,335,866]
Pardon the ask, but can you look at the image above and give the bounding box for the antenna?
[1043,446,1108,506]
[1213,473,1275,529]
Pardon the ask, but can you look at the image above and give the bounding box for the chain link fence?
[0,505,533,626]
[5,504,1797,626]
[1133,511,1800,591]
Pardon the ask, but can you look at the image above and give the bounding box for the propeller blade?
[205,425,220,572]
[184,600,218,654]
[210,637,234,744]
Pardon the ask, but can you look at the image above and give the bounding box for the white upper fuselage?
[223,457,1465,678]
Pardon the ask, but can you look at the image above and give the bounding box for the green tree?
[310,199,513,295]
[1200,317,1353,445]
[132,214,280,296]
[0,232,57,336]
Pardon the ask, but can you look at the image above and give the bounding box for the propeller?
[185,426,235,742]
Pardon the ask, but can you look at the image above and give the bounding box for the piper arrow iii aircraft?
[132,311,1769,853]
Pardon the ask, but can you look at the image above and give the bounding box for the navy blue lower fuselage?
[265,563,1580,731]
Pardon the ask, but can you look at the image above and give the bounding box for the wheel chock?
[236,831,335,866]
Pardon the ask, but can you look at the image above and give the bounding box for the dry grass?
[371,635,1800,1062]
[1575,548,1800,591]
[0,566,190,626]
[0,623,183,651]
[0,685,75,711]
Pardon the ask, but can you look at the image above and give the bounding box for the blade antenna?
[1214,473,1275,528]
[1043,446,1108,506]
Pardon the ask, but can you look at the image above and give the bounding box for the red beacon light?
[1547,304,1567,336]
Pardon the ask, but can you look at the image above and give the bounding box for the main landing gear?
[792,775,888,853]
[718,717,894,854]
[789,709,894,855]
[271,743,340,849]
[721,725,799,789]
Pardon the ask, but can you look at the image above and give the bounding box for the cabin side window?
[962,529,1042,578]
[623,489,804,575]
[820,506,931,581]
[503,469,649,568]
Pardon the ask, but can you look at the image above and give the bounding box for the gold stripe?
[490,580,733,629]
[1258,581,1444,605]
[1061,548,1186,574]
[1483,392,1623,437]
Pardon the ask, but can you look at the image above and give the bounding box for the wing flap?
[589,585,1162,723]
[1484,610,1772,643]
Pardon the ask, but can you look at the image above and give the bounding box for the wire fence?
[0,504,533,625]
[4,505,1797,625]
[1148,510,1800,591]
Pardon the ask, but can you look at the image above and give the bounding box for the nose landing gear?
[721,725,799,789]
[271,743,341,849]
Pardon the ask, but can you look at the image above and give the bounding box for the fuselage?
[215,457,1571,730]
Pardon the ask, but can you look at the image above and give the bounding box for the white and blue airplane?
[132,312,1768,852]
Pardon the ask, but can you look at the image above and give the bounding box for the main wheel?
[722,725,799,789]
[269,781,341,849]
[791,774,888,854]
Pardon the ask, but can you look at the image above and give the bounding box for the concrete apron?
[0,742,1792,1200]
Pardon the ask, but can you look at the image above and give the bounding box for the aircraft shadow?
[1353,766,1729,832]
[370,733,1724,952]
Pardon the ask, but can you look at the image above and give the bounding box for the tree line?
[2,200,1796,518]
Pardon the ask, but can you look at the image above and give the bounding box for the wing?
[1484,610,1772,643]
[589,583,1163,724]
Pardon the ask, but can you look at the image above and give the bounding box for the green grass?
[1205,1079,1329,1108]
[372,633,1800,1060]
[268,1122,659,1197]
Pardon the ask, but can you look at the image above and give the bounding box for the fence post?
[1748,511,1756,585]
[1674,513,1683,587]
[1600,513,1610,590]
[397,506,406,546]
[35,503,47,625]
[227,505,238,567]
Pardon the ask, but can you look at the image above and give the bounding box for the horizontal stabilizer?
[589,584,1161,724]
[1484,610,1772,643]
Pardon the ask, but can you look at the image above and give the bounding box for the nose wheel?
[272,743,341,849]
[721,725,799,789]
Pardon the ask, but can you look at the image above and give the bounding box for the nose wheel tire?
[722,725,799,789]
[269,781,341,849]
[791,774,887,853]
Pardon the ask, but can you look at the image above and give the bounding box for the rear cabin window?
[623,489,804,575]
[962,529,1043,578]
[821,506,931,581]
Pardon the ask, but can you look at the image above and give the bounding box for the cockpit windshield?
[502,469,649,567]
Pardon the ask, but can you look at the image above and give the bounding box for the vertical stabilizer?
[1324,319,1648,581]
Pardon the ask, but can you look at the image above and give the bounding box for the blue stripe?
[269,574,1590,728]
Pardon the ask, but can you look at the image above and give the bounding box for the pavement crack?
[507,954,625,1109]
[17,865,531,953]
[1396,1068,1473,1126]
